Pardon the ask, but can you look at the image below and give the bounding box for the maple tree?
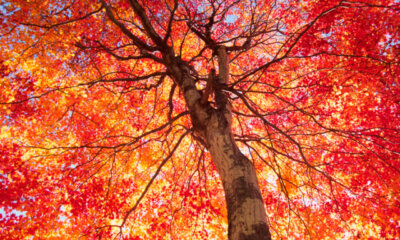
[1,0,400,239]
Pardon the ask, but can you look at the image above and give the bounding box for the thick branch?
[216,46,229,84]
[100,0,158,52]
[128,0,165,47]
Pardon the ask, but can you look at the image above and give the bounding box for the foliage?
[1,0,399,239]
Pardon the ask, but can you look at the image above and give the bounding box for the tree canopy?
[1,0,400,239]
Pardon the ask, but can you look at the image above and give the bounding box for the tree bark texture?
[205,109,271,240]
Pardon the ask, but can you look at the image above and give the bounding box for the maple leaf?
[1,0,400,239]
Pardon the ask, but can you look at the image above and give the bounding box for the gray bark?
[205,109,271,240]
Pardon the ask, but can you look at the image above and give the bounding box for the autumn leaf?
[1,0,399,239]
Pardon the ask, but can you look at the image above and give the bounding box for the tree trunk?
[166,46,271,240]
[205,109,271,240]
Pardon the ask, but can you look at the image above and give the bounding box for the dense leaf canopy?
[1,0,399,239]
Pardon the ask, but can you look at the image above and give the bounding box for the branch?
[233,3,343,86]
[100,0,158,52]
[216,46,229,84]
[163,0,179,44]
[21,6,104,29]
[120,130,189,227]
[75,40,163,63]
[128,0,165,47]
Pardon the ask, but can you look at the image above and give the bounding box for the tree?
[1,0,399,239]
